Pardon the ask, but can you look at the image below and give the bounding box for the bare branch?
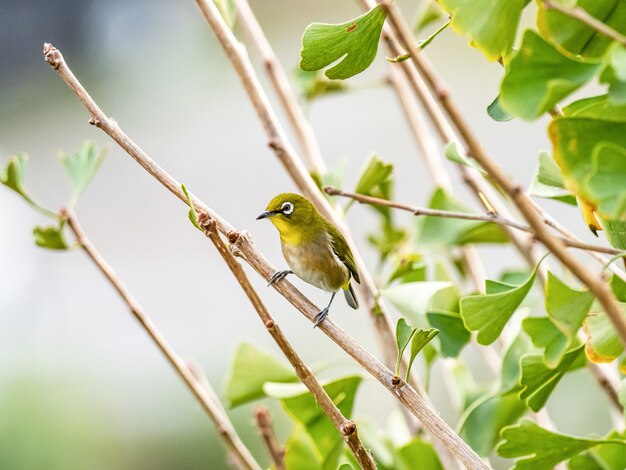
[43,43,489,470]
[253,407,285,470]
[198,213,376,469]
[324,187,626,257]
[61,209,260,470]
[542,0,626,46]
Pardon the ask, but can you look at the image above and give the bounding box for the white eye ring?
[282,202,294,215]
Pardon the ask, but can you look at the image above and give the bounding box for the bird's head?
[257,193,317,241]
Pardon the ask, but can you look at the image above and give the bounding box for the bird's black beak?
[256,210,276,220]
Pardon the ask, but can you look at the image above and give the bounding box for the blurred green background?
[0,1,616,468]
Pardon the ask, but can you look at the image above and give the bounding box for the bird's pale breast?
[281,236,349,292]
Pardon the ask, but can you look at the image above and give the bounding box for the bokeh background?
[0,1,617,468]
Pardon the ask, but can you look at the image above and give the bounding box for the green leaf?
[59,141,106,207]
[537,0,626,58]
[546,271,594,338]
[33,223,69,250]
[497,418,626,470]
[396,438,444,470]
[611,274,626,301]
[382,281,452,324]
[225,343,297,407]
[460,257,544,345]
[395,318,416,375]
[406,328,439,381]
[294,69,348,102]
[300,5,387,80]
[522,317,570,368]
[584,430,626,470]
[417,187,507,247]
[426,310,470,357]
[583,142,626,220]
[214,0,236,29]
[1,153,56,218]
[181,184,201,230]
[500,30,601,121]
[284,426,323,470]
[413,0,445,34]
[387,253,427,285]
[353,154,393,198]
[584,308,625,363]
[438,0,526,61]
[529,151,577,205]
[518,344,586,411]
[600,45,626,105]
[270,375,362,461]
[487,94,514,122]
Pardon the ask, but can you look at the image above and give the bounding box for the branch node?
[43,43,62,70]
[264,319,275,329]
[391,375,402,387]
[267,138,283,152]
[341,420,357,436]
[88,117,102,127]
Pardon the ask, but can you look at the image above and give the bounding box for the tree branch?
[198,213,376,469]
[542,0,626,47]
[253,407,285,470]
[61,208,260,470]
[43,42,489,470]
[324,187,626,257]
[369,0,626,348]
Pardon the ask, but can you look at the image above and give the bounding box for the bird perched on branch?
[257,193,360,327]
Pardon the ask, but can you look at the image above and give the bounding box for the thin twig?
[368,0,626,348]
[324,187,626,257]
[253,407,285,470]
[233,0,326,175]
[194,0,402,380]
[61,208,259,470]
[41,43,489,470]
[542,0,626,46]
[199,213,377,469]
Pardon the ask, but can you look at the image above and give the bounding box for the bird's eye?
[281,202,294,215]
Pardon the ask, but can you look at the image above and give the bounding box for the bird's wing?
[327,225,361,284]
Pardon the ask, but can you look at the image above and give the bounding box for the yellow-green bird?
[257,193,360,327]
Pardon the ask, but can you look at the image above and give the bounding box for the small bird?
[257,193,360,327]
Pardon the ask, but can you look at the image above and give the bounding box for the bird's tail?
[343,282,359,310]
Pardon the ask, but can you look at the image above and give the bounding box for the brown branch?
[233,0,326,175]
[42,43,489,470]
[542,0,626,47]
[194,0,414,404]
[61,208,260,470]
[324,187,626,257]
[198,213,376,469]
[253,407,285,470]
[367,0,626,348]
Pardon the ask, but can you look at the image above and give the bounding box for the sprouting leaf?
[382,281,452,324]
[460,257,544,345]
[181,184,201,230]
[1,153,56,218]
[396,437,444,470]
[487,94,514,122]
[537,0,626,59]
[426,310,470,357]
[546,271,594,339]
[266,375,362,461]
[387,20,451,62]
[497,418,626,470]
[387,253,427,285]
[584,308,625,364]
[499,30,601,121]
[417,187,507,247]
[225,343,297,407]
[33,223,69,250]
[294,69,348,102]
[395,318,416,375]
[413,0,446,34]
[528,151,576,205]
[438,0,526,61]
[518,344,586,411]
[300,5,387,80]
[406,328,439,381]
[59,141,106,207]
[522,317,569,368]
[444,142,485,174]
[353,154,393,198]
[214,0,236,29]
[583,142,626,220]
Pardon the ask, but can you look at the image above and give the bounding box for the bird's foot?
[313,307,329,328]
[268,270,293,287]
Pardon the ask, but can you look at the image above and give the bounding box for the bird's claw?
[268,270,293,287]
[313,307,329,328]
